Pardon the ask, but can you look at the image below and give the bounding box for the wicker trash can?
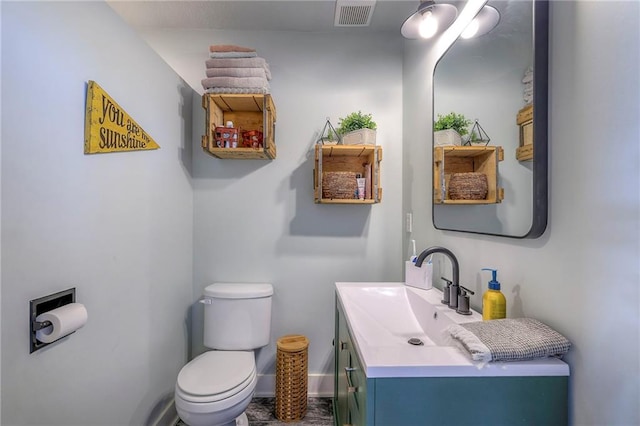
[275,334,309,422]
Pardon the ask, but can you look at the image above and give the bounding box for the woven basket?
[322,171,357,199]
[448,172,488,200]
[275,335,309,422]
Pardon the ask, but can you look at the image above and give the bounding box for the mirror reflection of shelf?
[433,146,504,205]
[516,104,533,161]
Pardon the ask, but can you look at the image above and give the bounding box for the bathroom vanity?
[333,282,569,426]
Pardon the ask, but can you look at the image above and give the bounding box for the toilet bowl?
[175,283,273,426]
[175,351,256,426]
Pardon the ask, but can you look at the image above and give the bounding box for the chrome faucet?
[415,246,460,311]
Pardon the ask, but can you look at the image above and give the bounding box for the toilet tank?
[202,283,273,350]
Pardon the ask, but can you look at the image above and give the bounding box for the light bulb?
[461,19,480,39]
[418,11,438,39]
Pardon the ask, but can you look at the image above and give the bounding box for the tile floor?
[176,397,334,426]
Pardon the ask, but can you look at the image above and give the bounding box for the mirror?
[432,0,548,238]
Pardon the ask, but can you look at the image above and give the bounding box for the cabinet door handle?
[344,367,357,393]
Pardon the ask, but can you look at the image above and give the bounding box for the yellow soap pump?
[481,268,506,320]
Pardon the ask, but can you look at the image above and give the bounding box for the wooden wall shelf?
[201,93,276,159]
[314,145,382,204]
[434,145,504,204]
[516,104,533,161]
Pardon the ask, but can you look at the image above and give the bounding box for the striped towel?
[445,318,571,362]
[204,87,270,95]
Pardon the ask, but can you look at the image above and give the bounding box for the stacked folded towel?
[202,45,271,94]
[522,66,533,105]
[444,318,571,362]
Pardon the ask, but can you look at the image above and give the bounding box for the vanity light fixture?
[401,0,458,40]
[460,5,500,39]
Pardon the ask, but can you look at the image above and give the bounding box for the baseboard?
[151,399,178,426]
[255,374,334,397]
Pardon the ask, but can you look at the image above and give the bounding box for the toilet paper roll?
[35,303,88,344]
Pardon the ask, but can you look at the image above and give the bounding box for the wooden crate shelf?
[314,145,382,204]
[433,146,504,204]
[201,93,276,159]
[516,104,533,161]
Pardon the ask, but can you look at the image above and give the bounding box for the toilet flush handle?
[199,297,212,305]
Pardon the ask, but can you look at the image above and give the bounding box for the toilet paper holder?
[29,287,76,353]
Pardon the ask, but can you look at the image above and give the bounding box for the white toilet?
[175,283,273,426]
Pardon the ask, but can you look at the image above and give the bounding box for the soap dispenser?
[481,268,506,320]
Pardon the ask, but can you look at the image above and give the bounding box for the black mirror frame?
[529,0,549,238]
[432,0,549,239]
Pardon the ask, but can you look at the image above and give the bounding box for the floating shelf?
[314,144,382,204]
[433,145,504,204]
[201,93,276,159]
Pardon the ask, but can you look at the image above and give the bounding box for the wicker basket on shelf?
[448,172,488,200]
[322,171,357,199]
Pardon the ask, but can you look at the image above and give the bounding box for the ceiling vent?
[334,0,377,27]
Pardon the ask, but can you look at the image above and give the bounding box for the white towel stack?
[201,45,271,94]
[522,66,533,105]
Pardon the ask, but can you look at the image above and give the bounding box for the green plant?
[434,112,472,136]
[336,111,377,135]
[324,128,335,141]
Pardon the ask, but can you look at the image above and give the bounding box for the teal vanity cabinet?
[334,295,568,426]
[335,296,372,426]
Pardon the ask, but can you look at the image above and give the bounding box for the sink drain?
[408,337,424,346]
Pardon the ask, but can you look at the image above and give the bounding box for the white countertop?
[336,281,570,379]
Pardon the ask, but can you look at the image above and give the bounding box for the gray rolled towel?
[445,318,571,362]
[209,51,258,59]
[205,57,267,69]
[205,67,268,80]
[205,57,271,80]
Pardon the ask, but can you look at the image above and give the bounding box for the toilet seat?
[176,351,256,404]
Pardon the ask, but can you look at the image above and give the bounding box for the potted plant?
[434,112,471,146]
[336,111,377,145]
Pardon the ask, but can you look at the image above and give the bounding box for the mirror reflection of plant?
[434,112,472,136]
[326,129,335,141]
[337,111,377,135]
[470,131,484,142]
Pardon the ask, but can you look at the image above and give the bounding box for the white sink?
[336,282,570,378]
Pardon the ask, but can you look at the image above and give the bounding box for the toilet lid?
[177,351,255,398]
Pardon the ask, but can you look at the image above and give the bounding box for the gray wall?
[1,2,195,424]
[141,28,405,394]
[404,1,640,424]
